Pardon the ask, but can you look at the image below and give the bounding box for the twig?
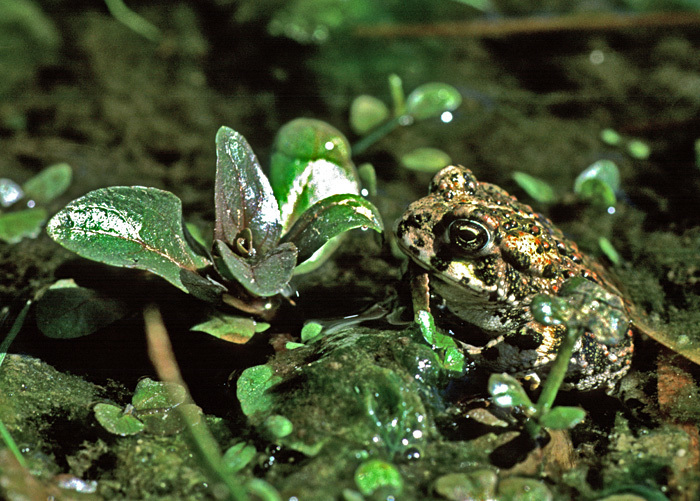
[143,305,248,501]
[355,12,700,39]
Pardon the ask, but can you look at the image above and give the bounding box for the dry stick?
[355,12,700,38]
[143,305,247,501]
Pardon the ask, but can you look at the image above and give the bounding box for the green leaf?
[400,147,451,173]
[577,178,616,207]
[627,139,650,160]
[215,240,297,297]
[35,284,129,339]
[281,194,383,263]
[600,128,622,146]
[539,406,586,429]
[270,118,359,231]
[262,415,293,439]
[46,186,216,298]
[22,163,72,204]
[574,159,620,193]
[488,373,534,411]
[191,310,269,344]
[94,403,145,436]
[223,442,257,474]
[236,365,282,417]
[349,95,389,135]
[140,403,202,436]
[512,172,556,203]
[300,322,323,342]
[405,82,462,121]
[214,126,282,255]
[0,207,47,243]
[131,378,186,410]
[598,236,621,265]
[496,477,552,500]
[357,163,377,197]
[354,460,403,496]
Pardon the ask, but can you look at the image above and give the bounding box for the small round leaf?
[401,148,451,173]
[406,83,462,121]
[354,460,403,496]
[94,403,145,436]
[349,95,389,135]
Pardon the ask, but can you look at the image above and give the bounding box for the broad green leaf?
[131,378,186,410]
[94,403,145,436]
[223,442,257,473]
[215,240,297,297]
[280,194,383,263]
[574,159,620,193]
[400,147,451,173]
[488,373,534,411]
[270,118,360,231]
[35,284,129,339]
[405,82,462,121]
[512,172,556,203]
[236,364,282,417]
[46,186,215,298]
[22,163,72,204]
[214,126,282,255]
[0,207,47,243]
[539,406,586,429]
[354,460,403,496]
[191,310,269,344]
[349,95,389,134]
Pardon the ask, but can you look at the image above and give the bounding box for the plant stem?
[534,327,581,418]
[143,305,248,501]
[0,418,27,468]
[0,300,31,369]
[351,116,405,156]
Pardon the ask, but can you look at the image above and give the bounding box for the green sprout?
[488,277,629,438]
[349,75,461,172]
[45,121,383,340]
[0,163,72,244]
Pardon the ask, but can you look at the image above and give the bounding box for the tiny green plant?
[349,74,462,172]
[488,277,630,438]
[46,121,383,332]
[0,163,72,244]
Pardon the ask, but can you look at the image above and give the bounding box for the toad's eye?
[446,219,492,254]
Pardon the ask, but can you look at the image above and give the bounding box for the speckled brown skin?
[396,165,633,391]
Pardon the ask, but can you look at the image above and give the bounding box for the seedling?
[488,277,629,437]
[350,74,462,172]
[46,123,383,331]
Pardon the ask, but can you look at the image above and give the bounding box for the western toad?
[395,165,634,391]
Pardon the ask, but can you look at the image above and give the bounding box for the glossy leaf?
[512,172,556,203]
[488,373,534,411]
[215,240,297,297]
[131,378,186,410]
[270,118,359,231]
[349,95,389,135]
[22,163,72,204]
[300,322,323,342]
[539,406,586,429]
[236,365,282,417]
[574,159,620,193]
[191,310,269,344]
[400,147,451,173]
[0,207,47,243]
[280,194,383,264]
[35,283,129,339]
[405,82,462,121]
[214,126,282,255]
[94,403,145,436]
[46,186,214,297]
[577,178,616,207]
